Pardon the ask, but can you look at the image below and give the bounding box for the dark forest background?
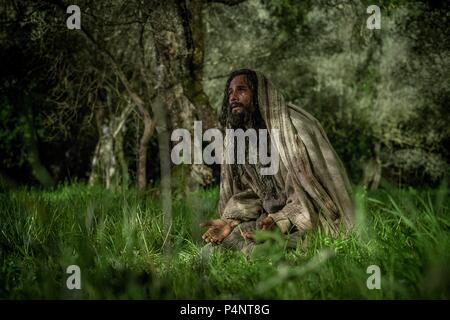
[1,0,449,191]
[1,0,450,300]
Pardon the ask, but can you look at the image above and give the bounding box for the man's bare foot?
[242,231,256,241]
[258,216,276,230]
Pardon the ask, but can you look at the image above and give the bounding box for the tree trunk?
[89,94,132,189]
[362,142,382,190]
[149,0,216,187]
[115,121,129,187]
[136,101,155,190]
[152,85,173,246]
[89,100,118,188]
[20,96,55,188]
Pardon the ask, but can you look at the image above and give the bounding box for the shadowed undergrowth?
[0,183,449,299]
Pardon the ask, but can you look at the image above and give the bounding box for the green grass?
[0,183,449,299]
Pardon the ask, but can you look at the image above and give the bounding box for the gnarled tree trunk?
[149,0,217,187]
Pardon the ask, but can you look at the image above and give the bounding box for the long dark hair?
[219,68,261,129]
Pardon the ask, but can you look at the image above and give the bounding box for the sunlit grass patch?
[0,183,448,299]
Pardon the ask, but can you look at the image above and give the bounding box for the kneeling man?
[201,69,354,253]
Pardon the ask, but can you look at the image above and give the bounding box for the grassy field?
[0,183,449,299]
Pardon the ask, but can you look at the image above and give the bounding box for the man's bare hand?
[200,219,233,244]
[258,216,277,230]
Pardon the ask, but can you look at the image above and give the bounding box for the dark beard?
[227,103,256,129]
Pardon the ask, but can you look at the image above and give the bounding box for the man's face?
[228,75,253,115]
[226,75,255,128]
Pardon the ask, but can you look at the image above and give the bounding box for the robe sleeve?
[267,171,313,234]
[221,189,263,221]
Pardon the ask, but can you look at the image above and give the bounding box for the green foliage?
[261,0,312,32]
[0,97,25,169]
[1,0,448,187]
[204,0,450,186]
[1,184,449,299]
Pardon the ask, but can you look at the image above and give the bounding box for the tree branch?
[44,0,146,109]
